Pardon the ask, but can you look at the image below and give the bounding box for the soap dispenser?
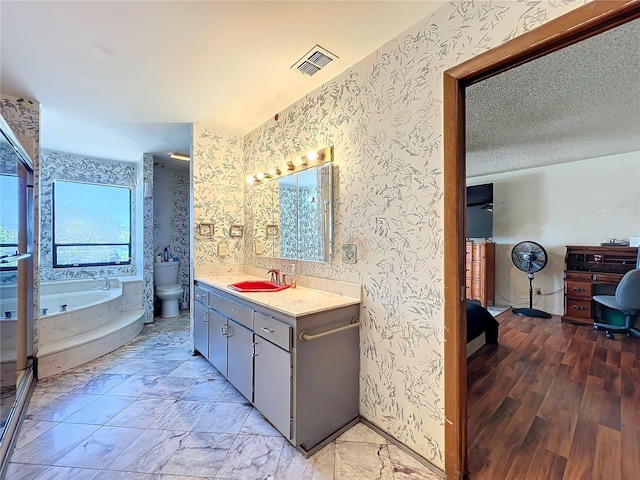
[163,247,169,262]
[290,263,297,288]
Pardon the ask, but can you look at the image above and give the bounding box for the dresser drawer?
[565,271,592,282]
[592,272,624,284]
[565,299,592,319]
[209,293,254,329]
[254,312,292,351]
[565,281,592,298]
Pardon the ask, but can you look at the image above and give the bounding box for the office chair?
[593,268,640,339]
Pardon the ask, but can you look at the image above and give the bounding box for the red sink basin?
[228,280,291,292]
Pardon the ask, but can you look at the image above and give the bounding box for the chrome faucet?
[266,269,280,284]
[80,270,110,290]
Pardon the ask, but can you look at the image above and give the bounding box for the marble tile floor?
[6,313,441,480]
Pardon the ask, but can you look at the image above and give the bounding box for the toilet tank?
[154,261,180,286]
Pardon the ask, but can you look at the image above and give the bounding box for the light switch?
[256,242,264,255]
[218,242,228,257]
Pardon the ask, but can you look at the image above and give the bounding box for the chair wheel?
[605,332,614,339]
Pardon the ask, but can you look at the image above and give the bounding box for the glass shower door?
[0,115,35,470]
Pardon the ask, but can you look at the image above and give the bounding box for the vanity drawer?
[254,312,292,351]
[194,285,210,305]
[209,293,254,329]
[565,281,592,299]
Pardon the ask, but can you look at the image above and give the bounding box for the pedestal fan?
[511,241,552,318]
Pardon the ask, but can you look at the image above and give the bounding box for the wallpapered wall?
[191,126,244,271]
[1,93,41,353]
[39,150,138,281]
[153,167,190,305]
[278,184,297,259]
[194,0,585,469]
[142,153,154,323]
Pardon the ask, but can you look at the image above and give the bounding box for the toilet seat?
[156,284,182,294]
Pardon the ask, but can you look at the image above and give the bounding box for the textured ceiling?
[466,18,640,178]
[0,1,444,167]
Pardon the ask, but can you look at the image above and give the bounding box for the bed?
[466,299,499,357]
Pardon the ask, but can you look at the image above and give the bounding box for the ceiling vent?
[291,45,338,76]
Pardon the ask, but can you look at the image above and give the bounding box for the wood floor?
[467,310,640,480]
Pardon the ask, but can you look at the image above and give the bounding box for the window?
[0,174,19,270]
[53,180,132,267]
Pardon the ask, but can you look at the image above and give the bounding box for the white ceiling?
[0,1,445,168]
[466,18,640,178]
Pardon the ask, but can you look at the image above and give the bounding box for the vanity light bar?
[246,146,333,185]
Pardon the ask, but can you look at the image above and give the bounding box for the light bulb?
[306,150,319,161]
[293,156,307,167]
[256,172,266,181]
[269,167,281,176]
[246,175,256,184]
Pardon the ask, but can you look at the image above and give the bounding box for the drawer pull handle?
[572,287,586,293]
[196,293,207,299]
[203,312,208,323]
[252,342,258,357]
[261,327,274,333]
[571,305,585,311]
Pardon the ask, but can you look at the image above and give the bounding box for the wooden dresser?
[465,241,495,308]
[562,245,638,325]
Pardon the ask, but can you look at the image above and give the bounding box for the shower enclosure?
[0,114,35,474]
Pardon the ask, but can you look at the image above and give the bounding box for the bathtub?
[37,278,145,378]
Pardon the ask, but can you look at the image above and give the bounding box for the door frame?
[443,1,640,478]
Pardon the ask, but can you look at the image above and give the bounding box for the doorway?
[443,2,640,478]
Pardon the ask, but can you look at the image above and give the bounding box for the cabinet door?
[226,318,253,401]
[253,335,292,439]
[193,301,209,359]
[208,309,228,377]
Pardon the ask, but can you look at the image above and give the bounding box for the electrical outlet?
[534,287,542,295]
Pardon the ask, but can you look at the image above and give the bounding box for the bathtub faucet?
[80,270,110,290]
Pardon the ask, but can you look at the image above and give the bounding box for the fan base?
[513,308,552,319]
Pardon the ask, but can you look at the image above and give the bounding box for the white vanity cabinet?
[193,286,210,359]
[253,312,293,438]
[226,318,254,401]
[193,279,360,457]
[194,287,254,401]
[207,309,227,378]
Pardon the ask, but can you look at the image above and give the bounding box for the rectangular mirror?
[250,150,332,263]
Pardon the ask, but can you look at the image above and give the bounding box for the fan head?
[511,241,548,273]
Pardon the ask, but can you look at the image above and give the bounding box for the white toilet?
[153,261,183,318]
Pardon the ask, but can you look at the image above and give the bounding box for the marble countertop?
[194,273,361,317]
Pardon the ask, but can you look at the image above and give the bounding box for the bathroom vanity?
[193,274,360,456]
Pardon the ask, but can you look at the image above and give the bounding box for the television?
[466,183,493,239]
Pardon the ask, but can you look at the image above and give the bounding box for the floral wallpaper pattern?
[192,126,244,270]
[1,94,40,353]
[297,185,322,262]
[39,151,138,281]
[153,167,190,306]
[278,184,297,259]
[142,153,154,323]
[239,0,586,468]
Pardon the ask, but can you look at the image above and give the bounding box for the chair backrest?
[616,268,640,310]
